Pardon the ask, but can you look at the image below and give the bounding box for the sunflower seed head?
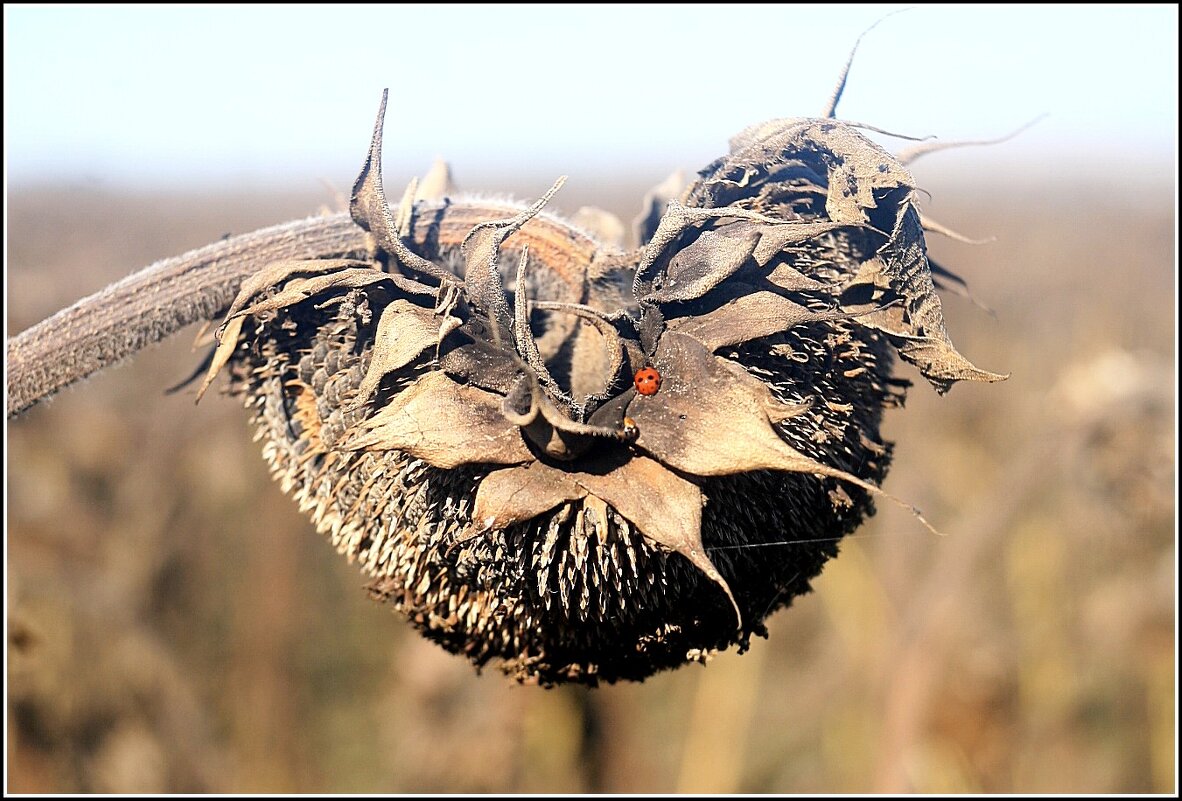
[200,77,1004,684]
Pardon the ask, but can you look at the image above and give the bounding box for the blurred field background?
[6,147,1175,791]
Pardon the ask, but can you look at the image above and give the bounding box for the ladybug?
[634,367,661,396]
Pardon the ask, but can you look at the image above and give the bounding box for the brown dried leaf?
[882,332,1007,390]
[667,285,849,351]
[439,336,520,395]
[629,331,938,533]
[858,201,1008,393]
[226,259,372,320]
[471,462,584,531]
[460,177,566,347]
[228,268,390,322]
[644,225,760,304]
[750,220,849,266]
[634,203,786,298]
[631,211,839,306]
[196,258,378,402]
[471,454,740,627]
[345,371,532,468]
[627,332,825,476]
[573,455,740,628]
[765,261,827,292]
[195,315,244,402]
[353,299,458,407]
[824,156,899,227]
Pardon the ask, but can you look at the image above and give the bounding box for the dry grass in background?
[6,166,1175,792]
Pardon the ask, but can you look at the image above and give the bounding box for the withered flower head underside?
[199,87,1004,685]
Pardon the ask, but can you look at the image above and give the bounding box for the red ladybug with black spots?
[633,367,661,396]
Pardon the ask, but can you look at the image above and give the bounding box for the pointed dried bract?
[666,286,853,351]
[350,90,457,286]
[351,299,458,408]
[346,371,533,468]
[460,177,567,348]
[472,462,586,531]
[851,203,1008,393]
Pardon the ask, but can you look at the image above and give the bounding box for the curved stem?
[7,213,366,418]
[7,200,611,418]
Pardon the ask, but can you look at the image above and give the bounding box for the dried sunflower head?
[200,88,1003,685]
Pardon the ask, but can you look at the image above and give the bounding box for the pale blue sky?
[4,4,1177,190]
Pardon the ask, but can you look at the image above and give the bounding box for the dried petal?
[197,259,380,402]
[345,371,532,468]
[878,332,1007,390]
[765,261,826,292]
[226,259,372,320]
